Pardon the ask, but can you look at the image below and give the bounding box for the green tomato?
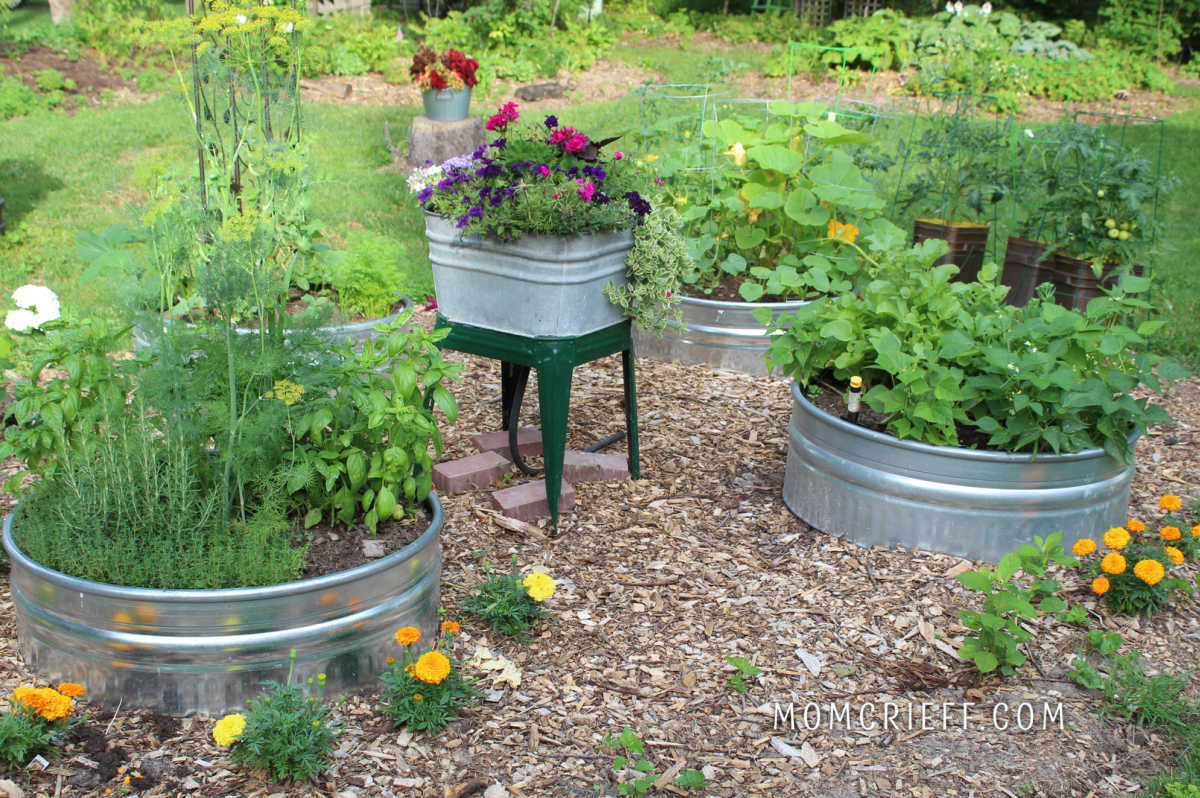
[1108,228,1120,239]
[1105,218,1117,228]
[1096,189,1106,198]
[1120,221,1130,230]
[1118,230,1130,241]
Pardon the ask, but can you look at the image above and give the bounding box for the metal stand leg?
[536,358,573,531]
[622,348,641,479]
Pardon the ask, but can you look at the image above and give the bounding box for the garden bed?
[1,307,1198,796]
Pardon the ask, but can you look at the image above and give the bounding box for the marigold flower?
[1102,527,1130,550]
[1092,576,1110,595]
[1127,519,1146,533]
[413,651,452,685]
[212,713,246,747]
[1100,552,1127,575]
[1133,559,1165,586]
[1192,524,1200,538]
[56,682,85,698]
[523,572,556,602]
[414,693,423,701]
[1161,525,1182,541]
[12,687,73,722]
[1160,494,1183,512]
[386,657,395,665]
[395,626,421,646]
[1165,546,1184,566]
[1072,538,1096,556]
[441,621,461,634]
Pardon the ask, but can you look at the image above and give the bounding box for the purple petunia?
[544,115,558,128]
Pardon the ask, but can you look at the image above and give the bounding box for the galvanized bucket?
[782,382,1135,562]
[633,295,808,376]
[422,88,472,122]
[426,212,632,338]
[131,295,413,352]
[2,495,443,715]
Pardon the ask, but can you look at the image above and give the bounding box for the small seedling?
[600,728,706,795]
[725,656,762,693]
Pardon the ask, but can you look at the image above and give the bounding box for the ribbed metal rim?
[675,294,809,313]
[2,493,443,603]
[791,381,1135,465]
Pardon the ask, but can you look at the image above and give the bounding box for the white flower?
[4,309,38,332]
[1024,128,1034,138]
[980,1,992,13]
[954,1,963,15]
[281,21,294,32]
[235,13,248,24]
[827,111,836,122]
[945,2,954,12]
[9,285,60,330]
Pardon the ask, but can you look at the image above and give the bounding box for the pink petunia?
[564,133,588,153]
[614,152,623,159]
[576,179,595,202]
[537,165,550,177]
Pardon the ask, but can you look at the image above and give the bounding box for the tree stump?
[408,115,486,169]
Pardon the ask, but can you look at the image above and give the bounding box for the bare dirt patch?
[0,44,142,111]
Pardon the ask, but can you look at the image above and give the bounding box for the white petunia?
[980,1,992,13]
[945,2,954,12]
[235,14,248,24]
[12,284,58,310]
[4,309,38,332]
[954,0,963,15]
[8,285,60,330]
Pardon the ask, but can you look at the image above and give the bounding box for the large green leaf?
[784,186,828,225]
[745,144,804,174]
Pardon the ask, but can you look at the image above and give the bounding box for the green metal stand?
[434,316,641,529]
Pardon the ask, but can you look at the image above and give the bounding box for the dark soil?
[300,508,429,579]
[0,44,139,112]
[685,270,792,303]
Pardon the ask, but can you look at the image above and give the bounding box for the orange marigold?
[1092,576,1110,595]
[1192,524,1200,538]
[1133,559,1165,586]
[1161,525,1182,541]
[56,682,85,698]
[12,686,73,722]
[1102,527,1130,550]
[1072,538,1097,556]
[395,626,421,646]
[441,621,461,634]
[1165,546,1185,566]
[1101,552,1127,575]
[1127,519,1146,533]
[1160,494,1183,512]
[412,651,451,685]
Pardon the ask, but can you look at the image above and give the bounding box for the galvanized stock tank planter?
[633,295,807,376]
[425,212,632,338]
[2,495,443,715]
[782,383,1136,562]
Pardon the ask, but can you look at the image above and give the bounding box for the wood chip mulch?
[2,308,1198,798]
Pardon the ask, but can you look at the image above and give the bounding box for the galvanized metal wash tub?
[425,212,632,338]
[782,383,1135,562]
[2,496,443,715]
[633,295,808,376]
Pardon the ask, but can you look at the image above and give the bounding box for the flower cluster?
[413,103,653,240]
[1073,494,1196,616]
[409,46,479,91]
[0,683,85,767]
[380,623,480,735]
[212,712,246,747]
[4,285,61,332]
[522,572,556,602]
[10,685,79,722]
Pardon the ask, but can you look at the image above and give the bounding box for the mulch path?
[1,306,1198,797]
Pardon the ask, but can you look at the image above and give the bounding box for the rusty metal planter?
[2,495,443,716]
[782,382,1135,562]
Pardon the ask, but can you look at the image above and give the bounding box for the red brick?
[562,450,629,483]
[490,479,575,521]
[432,452,512,495]
[471,427,542,457]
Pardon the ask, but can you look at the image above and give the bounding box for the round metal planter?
[633,295,807,376]
[2,495,443,716]
[782,383,1135,562]
[426,212,633,338]
[131,295,413,351]
[421,87,472,122]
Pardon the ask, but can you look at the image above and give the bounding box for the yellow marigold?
[1133,559,1165,586]
[56,682,85,698]
[1193,524,1200,538]
[395,626,421,646]
[385,656,395,666]
[1072,538,1097,556]
[441,621,461,634]
[1160,494,1183,512]
[1101,552,1127,575]
[212,713,246,747]
[522,572,556,603]
[1092,576,1110,595]
[1165,546,1184,566]
[1102,527,1130,550]
[12,687,73,722]
[1127,519,1146,533]
[412,651,451,685]
[1161,525,1182,541]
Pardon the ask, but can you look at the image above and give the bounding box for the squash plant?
[680,101,898,302]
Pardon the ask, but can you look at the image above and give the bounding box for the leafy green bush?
[323,229,403,320]
[0,73,43,120]
[229,674,340,783]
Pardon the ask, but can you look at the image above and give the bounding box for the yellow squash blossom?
[826,219,859,244]
[723,141,747,167]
